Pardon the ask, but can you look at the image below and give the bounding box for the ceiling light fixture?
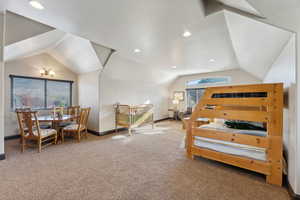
[183,30,192,38]
[29,0,45,10]
[209,59,215,62]
[134,49,141,53]
[171,66,177,69]
[40,68,55,77]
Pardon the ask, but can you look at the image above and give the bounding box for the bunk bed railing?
[193,128,269,148]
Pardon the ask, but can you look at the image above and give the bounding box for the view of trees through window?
[11,76,72,110]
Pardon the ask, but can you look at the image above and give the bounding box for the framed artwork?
[174,91,185,101]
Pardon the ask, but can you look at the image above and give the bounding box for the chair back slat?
[84,108,91,127]
[77,108,91,130]
[67,106,80,122]
[53,107,64,118]
[16,111,41,137]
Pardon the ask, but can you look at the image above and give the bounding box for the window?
[186,77,230,88]
[47,81,71,107]
[186,88,205,109]
[11,75,73,110]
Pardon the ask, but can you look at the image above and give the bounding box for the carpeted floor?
[0,121,290,200]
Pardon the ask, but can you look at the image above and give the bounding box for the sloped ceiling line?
[91,42,116,68]
[102,49,116,67]
[217,0,263,17]
[223,11,241,71]
[202,0,264,18]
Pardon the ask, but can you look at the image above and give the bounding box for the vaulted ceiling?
[1,0,294,80]
[4,12,112,74]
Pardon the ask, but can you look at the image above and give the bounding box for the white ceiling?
[4,30,65,61]
[225,11,292,79]
[217,0,262,16]
[0,0,295,80]
[47,34,103,74]
[168,12,239,76]
[4,11,112,74]
[5,30,105,74]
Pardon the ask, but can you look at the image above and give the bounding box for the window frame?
[10,75,74,110]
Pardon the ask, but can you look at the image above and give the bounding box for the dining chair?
[52,106,70,128]
[53,106,64,118]
[67,106,80,123]
[16,111,57,153]
[61,108,91,143]
[15,108,32,144]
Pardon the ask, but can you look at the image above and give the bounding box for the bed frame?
[186,83,283,186]
[115,104,154,135]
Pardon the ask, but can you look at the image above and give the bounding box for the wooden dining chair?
[53,106,72,129]
[53,106,64,118]
[67,106,80,123]
[16,111,57,153]
[15,108,32,144]
[61,108,91,143]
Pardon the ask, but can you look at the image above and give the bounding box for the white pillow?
[214,118,225,125]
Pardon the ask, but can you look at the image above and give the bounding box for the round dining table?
[36,114,78,123]
[35,114,80,131]
[35,114,79,142]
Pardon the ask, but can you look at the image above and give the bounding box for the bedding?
[198,123,267,137]
[193,122,267,161]
[224,120,266,131]
[194,136,266,161]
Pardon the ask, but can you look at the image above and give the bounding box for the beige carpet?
[0,121,289,200]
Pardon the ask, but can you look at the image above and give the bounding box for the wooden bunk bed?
[115,104,154,135]
[186,83,283,186]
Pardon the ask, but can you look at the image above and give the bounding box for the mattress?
[198,123,267,137]
[193,123,267,161]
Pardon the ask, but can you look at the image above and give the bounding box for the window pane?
[13,78,45,109]
[197,89,205,102]
[187,89,197,109]
[47,81,71,108]
[186,88,206,110]
[186,77,230,87]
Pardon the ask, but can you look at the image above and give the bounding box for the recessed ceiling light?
[209,59,215,62]
[134,49,141,53]
[29,0,45,10]
[183,30,192,38]
[171,66,177,69]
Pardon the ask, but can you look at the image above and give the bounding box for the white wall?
[4,53,78,137]
[78,71,100,132]
[263,35,296,188]
[99,54,169,133]
[169,69,261,111]
[0,12,5,155]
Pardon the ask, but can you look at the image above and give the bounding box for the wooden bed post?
[186,122,193,158]
[186,90,211,159]
[266,83,283,186]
